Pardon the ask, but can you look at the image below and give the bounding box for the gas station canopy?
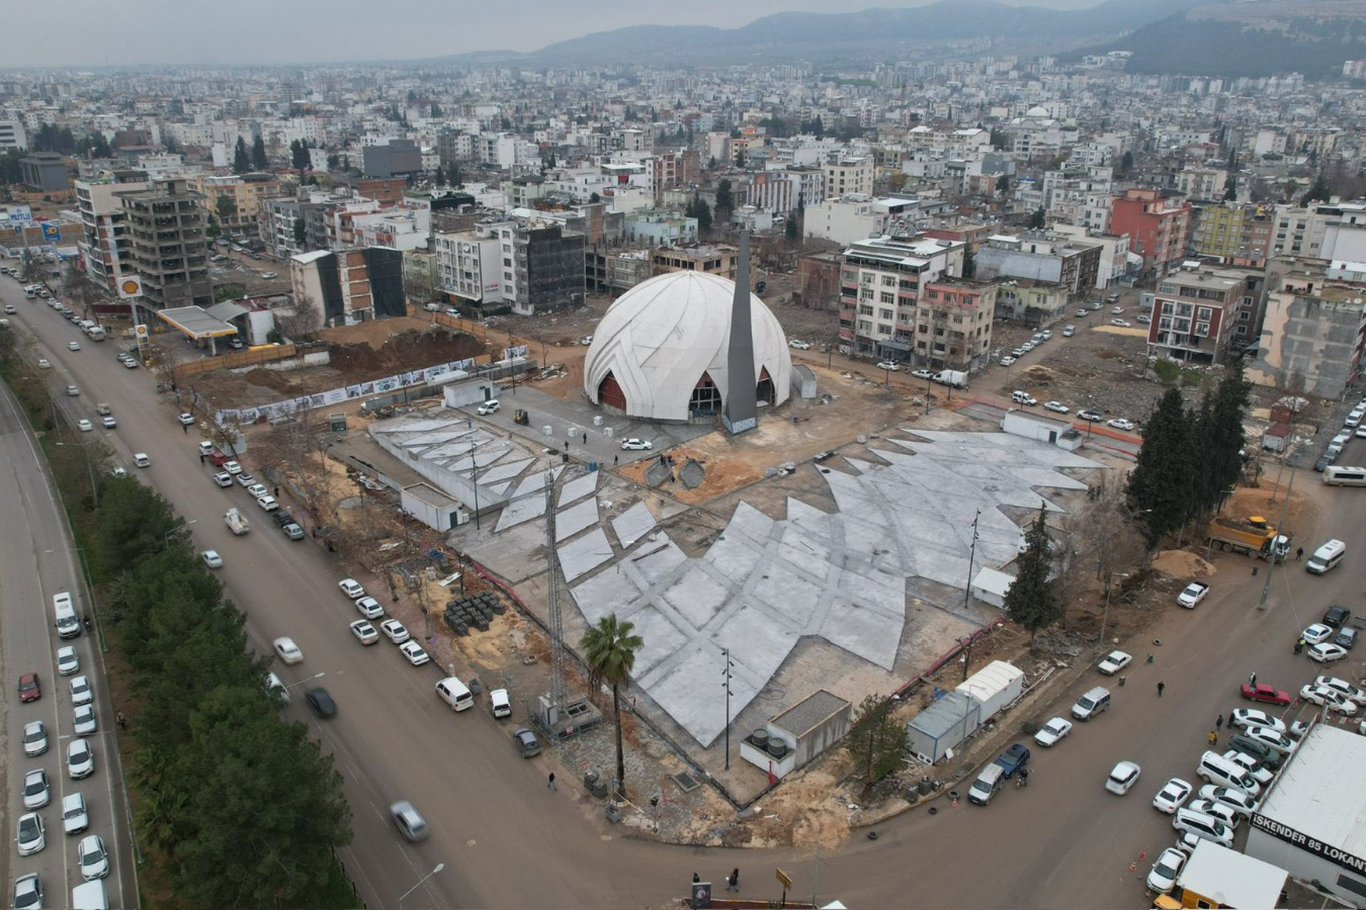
[157,305,239,339]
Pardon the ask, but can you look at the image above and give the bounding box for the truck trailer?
[1205,515,1290,561]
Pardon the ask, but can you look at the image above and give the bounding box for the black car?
[994,743,1031,778]
[1315,456,1332,472]
[305,688,336,718]
[271,510,294,528]
[1324,605,1352,628]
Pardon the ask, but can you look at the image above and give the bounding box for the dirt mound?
[328,330,485,378]
[1151,550,1215,579]
[238,368,299,395]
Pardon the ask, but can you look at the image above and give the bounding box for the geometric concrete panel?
[555,497,599,543]
[611,500,657,550]
[557,527,614,583]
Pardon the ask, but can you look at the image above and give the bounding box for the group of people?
[692,870,740,892]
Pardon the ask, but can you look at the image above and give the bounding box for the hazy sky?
[11,0,1103,68]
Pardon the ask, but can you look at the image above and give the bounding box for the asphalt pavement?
[4,266,1364,908]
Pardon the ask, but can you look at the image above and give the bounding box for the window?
[858,304,874,316]
[879,309,893,320]
[882,275,896,287]
[880,292,894,304]
[1195,322,1210,336]
[861,288,874,300]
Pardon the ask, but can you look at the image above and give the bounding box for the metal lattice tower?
[545,471,566,709]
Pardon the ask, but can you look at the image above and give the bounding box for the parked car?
[1300,684,1358,715]
[18,671,40,703]
[620,438,652,451]
[380,619,410,644]
[912,369,936,379]
[1147,847,1187,894]
[994,743,1031,778]
[1097,650,1132,675]
[177,412,195,425]
[999,356,1017,367]
[1152,777,1192,814]
[513,726,542,758]
[1314,676,1366,704]
[1302,622,1335,644]
[22,770,50,809]
[23,721,47,757]
[350,620,379,645]
[1177,582,1209,608]
[1107,418,1136,431]
[1240,683,1291,706]
[875,361,901,371]
[1033,717,1073,747]
[1043,400,1069,413]
[338,578,365,599]
[1324,605,1352,627]
[213,472,233,488]
[788,340,811,350]
[1310,642,1350,663]
[1077,409,1103,422]
[1230,709,1285,733]
[399,640,431,666]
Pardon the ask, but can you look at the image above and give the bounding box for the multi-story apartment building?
[1146,264,1243,365]
[1110,188,1191,280]
[838,234,965,361]
[823,157,873,199]
[1247,263,1366,398]
[623,210,697,247]
[115,176,213,309]
[290,247,406,327]
[973,231,1102,299]
[1175,167,1228,201]
[994,279,1070,326]
[650,243,738,280]
[435,223,505,309]
[0,120,27,151]
[75,170,149,292]
[1189,203,1273,267]
[189,173,282,238]
[914,278,996,371]
[20,152,68,193]
[650,149,699,198]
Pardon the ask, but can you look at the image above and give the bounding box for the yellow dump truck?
[1205,515,1291,561]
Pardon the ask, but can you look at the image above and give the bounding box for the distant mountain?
[1067,1,1366,78]
[418,0,1203,68]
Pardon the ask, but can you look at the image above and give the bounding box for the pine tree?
[434,166,446,187]
[1003,507,1060,643]
[715,178,734,217]
[250,134,268,170]
[1127,388,1195,548]
[1207,360,1251,509]
[232,137,250,174]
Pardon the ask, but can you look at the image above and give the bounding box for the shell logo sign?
[117,275,143,299]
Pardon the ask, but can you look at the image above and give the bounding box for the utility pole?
[1259,457,1297,611]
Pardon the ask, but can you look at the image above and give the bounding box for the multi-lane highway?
[4,265,1365,908]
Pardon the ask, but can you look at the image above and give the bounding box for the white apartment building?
[75,174,150,292]
[838,233,965,360]
[0,120,29,151]
[823,158,873,199]
[435,227,506,305]
[1176,167,1228,201]
[806,195,923,246]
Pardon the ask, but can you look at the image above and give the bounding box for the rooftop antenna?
[544,471,567,716]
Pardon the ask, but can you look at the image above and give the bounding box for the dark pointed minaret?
[722,232,758,436]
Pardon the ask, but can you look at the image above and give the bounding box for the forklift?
[513,409,530,426]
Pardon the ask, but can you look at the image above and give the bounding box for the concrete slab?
[555,497,599,543]
[557,527,614,582]
[493,494,545,533]
[569,565,642,627]
[611,501,656,550]
[661,565,732,630]
[511,466,565,500]
[558,471,599,507]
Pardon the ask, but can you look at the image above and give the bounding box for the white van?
[968,763,1005,805]
[53,592,81,640]
[1172,808,1234,847]
[1196,750,1261,796]
[72,879,108,910]
[1071,686,1111,721]
[1323,466,1366,486]
[1307,539,1346,575]
[435,677,474,712]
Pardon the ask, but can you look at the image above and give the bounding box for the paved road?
[0,360,133,906]
[5,269,1363,908]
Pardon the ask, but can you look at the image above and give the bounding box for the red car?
[18,673,40,703]
[1240,682,1291,706]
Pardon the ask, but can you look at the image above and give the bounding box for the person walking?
[582,432,587,445]
[1296,546,1305,561]
[1207,730,1218,747]
[1249,672,1258,687]
[1216,714,1224,732]
[547,772,556,791]
[273,486,279,498]
[726,869,740,892]
[199,452,205,464]
[614,454,619,466]
[1157,681,1165,697]
[116,712,126,729]
[181,422,188,434]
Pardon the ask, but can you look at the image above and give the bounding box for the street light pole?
[1100,571,1129,649]
[398,863,446,910]
[721,647,734,770]
[1259,457,1297,611]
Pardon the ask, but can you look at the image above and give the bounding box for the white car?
[1033,717,1072,747]
[620,438,652,451]
[77,418,93,432]
[178,412,196,425]
[68,739,95,779]
[73,703,97,735]
[1300,684,1358,714]
[338,578,365,599]
[69,675,93,707]
[37,358,50,369]
[22,769,50,810]
[1241,725,1296,754]
[224,460,242,475]
[477,399,500,415]
[1097,650,1132,675]
[399,640,431,666]
[350,619,379,645]
[788,340,811,350]
[1230,708,1285,733]
[1302,623,1334,644]
[16,812,45,856]
[101,416,116,429]
[876,361,901,371]
[1110,319,1132,327]
[78,833,110,881]
[1077,409,1103,422]
[1177,582,1209,608]
[1314,676,1366,704]
[201,549,223,569]
[1152,777,1192,814]
[1147,847,1187,894]
[380,619,410,644]
[1076,308,1090,317]
[490,688,512,718]
[1020,341,1035,352]
[62,791,89,834]
[256,494,279,511]
[213,472,234,488]
[1107,418,1135,431]
[1187,798,1239,829]
[198,440,216,456]
[911,369,936,380]
[57,646,79,676]
[1221,750,1273,786]
[246,483,269,499]
[1310,642,1349,663]
[579,335,594,346]
[355,596,385,619]
[1062,325,1075,337]
[68,340,81,351]
[1111,305,1125,314]
[1043,400,1069,414]
[999,356,1016,366]
[12,875,39,910]
[273,637,303,664]
[261,271,278,279]
[235,472,256,488]
[1105,761,1141,795]
[1197,784,1258,816]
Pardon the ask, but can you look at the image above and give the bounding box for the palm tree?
[580,614,643,798]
